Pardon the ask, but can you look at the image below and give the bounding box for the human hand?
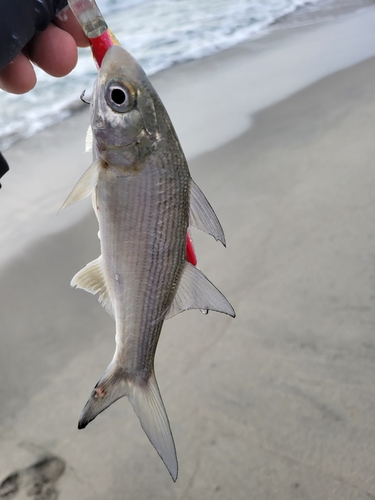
[0,7,89,94]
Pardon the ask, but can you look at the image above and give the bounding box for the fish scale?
[98,162,188,372]
[62,44,235,481]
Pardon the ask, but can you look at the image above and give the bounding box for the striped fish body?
[97,135,190,375]
[62,45,235,481]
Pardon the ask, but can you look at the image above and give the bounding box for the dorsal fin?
[165,262,235,319]
[189,179,226,246]
[71,256,115,319]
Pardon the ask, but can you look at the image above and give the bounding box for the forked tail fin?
[128,373,178,481]
[78,362,178,481]
[78,361,127,429]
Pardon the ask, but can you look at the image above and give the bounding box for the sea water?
[0,0,328,150]
[0,0,374,267]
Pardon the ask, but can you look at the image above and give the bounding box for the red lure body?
[89,31,117,68]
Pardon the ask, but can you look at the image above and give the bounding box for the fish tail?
[78,363,178,481]
[78,360,127,429]
[128,372,178,481]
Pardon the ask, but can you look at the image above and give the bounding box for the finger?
[0,53,36,94]
[27,23,78,77]
[54,7,90,48]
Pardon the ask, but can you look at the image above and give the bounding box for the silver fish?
[62,45,235,481]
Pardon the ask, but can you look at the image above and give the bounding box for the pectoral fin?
[85,125,93,152]
[60,159,102,211]
[189,179,226,246]
[165,262,235,319]
[70,256,114,319]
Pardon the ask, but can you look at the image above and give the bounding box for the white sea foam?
[0,0,323,150]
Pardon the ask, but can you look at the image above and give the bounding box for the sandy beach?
[1,6,375,499]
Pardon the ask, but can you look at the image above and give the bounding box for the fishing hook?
[80,90,90,105]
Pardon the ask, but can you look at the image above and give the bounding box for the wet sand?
[1,10,375,500]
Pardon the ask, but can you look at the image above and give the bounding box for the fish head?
[91,45,159,172]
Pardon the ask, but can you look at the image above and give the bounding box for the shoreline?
[1,5,375,268]
[1,53,375,497]
[1,1,375,153]
[1,8,375,497]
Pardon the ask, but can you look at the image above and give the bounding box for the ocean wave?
[0,0,336,150]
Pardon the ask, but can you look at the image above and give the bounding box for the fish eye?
[105,81,134,113]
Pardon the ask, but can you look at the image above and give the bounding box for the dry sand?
[1,9,375,500]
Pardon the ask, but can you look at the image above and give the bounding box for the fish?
[62,44,235,481]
